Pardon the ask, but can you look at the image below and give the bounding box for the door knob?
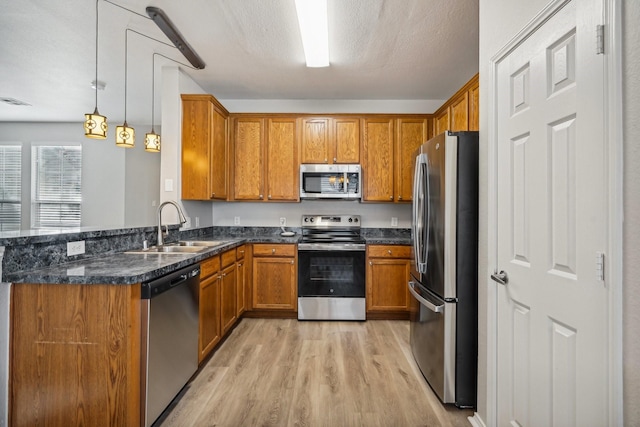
[491,270,508,285]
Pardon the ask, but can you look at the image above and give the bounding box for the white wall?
[478,0,638,425]
[622,0,640,424]
[0,122,158,229]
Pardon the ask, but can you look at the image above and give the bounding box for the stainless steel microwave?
[299,164,362,200]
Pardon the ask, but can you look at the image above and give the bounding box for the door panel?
[495,1,607,426]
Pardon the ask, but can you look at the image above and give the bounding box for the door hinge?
[596,24,605,55]
[596,251,605,282]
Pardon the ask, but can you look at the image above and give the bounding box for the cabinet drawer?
[201,255,220,278]
[221,249,236,268]
[253,244,296,257]
[236,245,246,260]
[367,245,411,258]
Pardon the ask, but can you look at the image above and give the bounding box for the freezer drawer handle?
[490,270,509,286]
[408,281,444,313]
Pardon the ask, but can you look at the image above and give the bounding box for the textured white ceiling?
[0,0,479,123]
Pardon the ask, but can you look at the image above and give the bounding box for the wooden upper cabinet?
[362,118,395,202]
[432,73,479,137]
[395,118,428,202]
[181,94,229,201]
[450,91,469,132]
[300,117,360,164]
[434,108,450,137]
[300,118,330,163]
[266,118,299,201]
[233,117,265,200]
[469,79,480,131]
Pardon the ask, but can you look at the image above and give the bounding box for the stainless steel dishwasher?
[141,264,200,427]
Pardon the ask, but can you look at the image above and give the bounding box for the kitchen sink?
[125,245,207,254]
[178,240,228,247]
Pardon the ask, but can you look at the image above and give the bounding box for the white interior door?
[494,0,609,426]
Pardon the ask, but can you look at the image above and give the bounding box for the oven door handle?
[408,281,444,313]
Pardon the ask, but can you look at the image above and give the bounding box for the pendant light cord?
[95,0,99,111]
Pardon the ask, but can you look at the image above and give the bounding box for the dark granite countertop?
[4,229,413,286]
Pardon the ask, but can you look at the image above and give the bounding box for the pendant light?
[144,53,160,153]
[84,0,108,139]
[116,29,134,147]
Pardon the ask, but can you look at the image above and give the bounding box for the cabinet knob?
[324,158,328,163]
[333,157,337,163]
[398,195,402,200]
[388,250,392,254]
[272,248,276,254]
[238,262,243,267]
[259,194,264,199]
[211,193,215,199]
[369,261,373,266]
[291,260,294,265]
[389,195,393,200]
[268,194,272,199]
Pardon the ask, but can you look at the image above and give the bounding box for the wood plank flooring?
[156,319,473,427]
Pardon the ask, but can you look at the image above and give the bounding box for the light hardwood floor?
[157,319,473,427]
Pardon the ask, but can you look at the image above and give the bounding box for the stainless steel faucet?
[157,201,187,246]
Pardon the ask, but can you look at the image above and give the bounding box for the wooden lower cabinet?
[199,255,221,363]
[10,283,142,426]
[366,245,412,318]
[252,244,297,311]
[236,245,247,316]
[220,262,237,335]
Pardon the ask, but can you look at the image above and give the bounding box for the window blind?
[0,145,22,231]
[32,146,82,228]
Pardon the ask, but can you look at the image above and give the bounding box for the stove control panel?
[301,214,360,227]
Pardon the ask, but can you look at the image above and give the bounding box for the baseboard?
[467,412,486,427]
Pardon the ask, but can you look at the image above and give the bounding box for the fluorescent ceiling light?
[295,0,329,67]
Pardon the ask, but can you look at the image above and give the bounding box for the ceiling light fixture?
[146,7,206,70]
[294,0,330,67]
[144,53,161,153]
[116,29,135,148]
[84,0,108,139]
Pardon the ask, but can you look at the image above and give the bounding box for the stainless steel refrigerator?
[409,131,478,408]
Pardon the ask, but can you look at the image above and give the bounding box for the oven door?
[297,248,366,320]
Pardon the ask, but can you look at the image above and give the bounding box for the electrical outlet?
[279,217,286,226]
[391,217,398,227]
[67,240,85,256]
[234,216,240,225]
[195,217,200,227]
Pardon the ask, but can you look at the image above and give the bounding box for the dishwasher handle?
[142,265,200,299]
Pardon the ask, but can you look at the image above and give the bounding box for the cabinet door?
[334,117,360,163]
[233,118,264,200]
[366,258,411,312]
[300,118,330,163]
[252,257,297,310]
[199,273,220,363]
[266,118,298,201]
[395,118,427,202]
[362,118,394,202]
[434,109,450,136]
[236,259,246,316]
[220,263,237,335]
[450,91,470,132]
[181,98,211,200]
[469,80,480,131]
[210,108,228,200]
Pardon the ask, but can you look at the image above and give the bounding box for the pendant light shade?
[84,0,107,139]
[144,129,161,152]
[84,108,108,138]
[116,122,135,147]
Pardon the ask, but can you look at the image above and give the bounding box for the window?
[32,145,82,228]
[0,145,22,231]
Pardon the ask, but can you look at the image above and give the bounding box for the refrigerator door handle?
[408,281,444,313]
[412,153,428,274]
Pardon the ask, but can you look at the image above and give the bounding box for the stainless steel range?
[297,214,366,320]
